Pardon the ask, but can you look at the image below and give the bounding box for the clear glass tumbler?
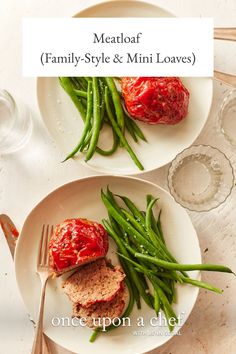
[218,90,236,146]
[167,145,234,212]
[0,89,32,154]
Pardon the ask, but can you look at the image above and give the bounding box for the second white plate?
[37,0,213,175]
[15,175,201,354]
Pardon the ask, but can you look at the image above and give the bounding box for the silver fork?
[31,225,53,354]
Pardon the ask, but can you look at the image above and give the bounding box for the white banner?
[22,18,213,77]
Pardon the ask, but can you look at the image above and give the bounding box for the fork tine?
[38,224,54,268]
[42,225,49,266]
[37,225,45,266]
[46,226,54,266]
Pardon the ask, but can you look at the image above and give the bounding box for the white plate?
[15,175,201,354]
[37,0,213,175]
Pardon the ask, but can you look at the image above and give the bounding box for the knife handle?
[214,27,236,41]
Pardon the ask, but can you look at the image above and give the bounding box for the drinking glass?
[218,90,236,146]
[167,145,234,212]
[0,89,32,154]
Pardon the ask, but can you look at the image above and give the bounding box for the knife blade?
[0,214,19,258]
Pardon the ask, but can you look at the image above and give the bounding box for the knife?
[0,214,19,258]
[0,214,51,354]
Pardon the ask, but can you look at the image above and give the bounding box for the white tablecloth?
[0,1,236,353]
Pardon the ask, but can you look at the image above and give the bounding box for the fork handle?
[31,275,49,354]
[214,28,236,41]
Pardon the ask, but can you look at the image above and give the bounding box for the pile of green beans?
[89,187,234,341]
[59,77,146,170]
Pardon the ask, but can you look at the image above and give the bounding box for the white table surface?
[0,1,236,353]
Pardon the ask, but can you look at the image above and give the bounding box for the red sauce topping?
[49,218,109,272]
[11,227,19,238]
[121,77,190,125]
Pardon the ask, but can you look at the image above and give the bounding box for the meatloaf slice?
[72,282,127,328]
[62,258,125,307]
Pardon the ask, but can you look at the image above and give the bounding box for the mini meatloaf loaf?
[49,218,109,274]
[62,258,125,307]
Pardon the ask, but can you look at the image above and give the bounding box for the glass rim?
[167,144,235,212]
[0,89,17,115]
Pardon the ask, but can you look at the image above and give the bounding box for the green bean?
[106,191,136,241]
[119,238,140,257]
[108,213,127,240]
[180,276,223,294]
[60,77,147,166]
[101,191,157,256]
[116,196,166,258]
[146,195,160,236]
[102,219,153,308]
[59,77,86,121]
[105,190,183,283]
[170,279,176,303]
[106,189,131,228]
[107,212,141,308]
[113,218,154,277]
[104,77,125,132]
[120,235,191,284]
[106,192,172,262]
[125,115,147,142]
[154,288,160,315]
[98,78,106,120]
[121,208,146,235]
[156,209,165,245]
[125,116,138,142]
[74,77,88,90]
[89,327,100,343]
[118,255,141,309]
[162,305,176,332]
[70,77,82,90]
[100,187,234,338]
[85,78,102,161]
[79,129,92,152]
[150,270,179,281]
[118,253,172,295]
[106,186,119,206]
[105,221,153,305]
[145,201,179,279]
[145,196,189,278]
[96,127,118,156]
[73,89,88,99]
[62,81,93,162]
[155,286,177,332]
[145,197,163,244]
[109,226,152,299]
[145,198,162,248]
[116,195,145,224]
[104,87,144,170]
[135,253,234,274]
